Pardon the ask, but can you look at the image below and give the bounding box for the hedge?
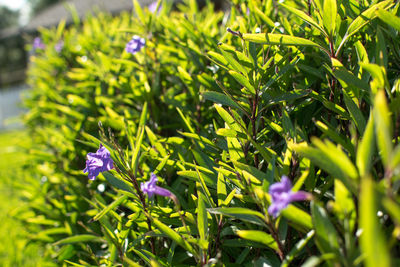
[23,0,400,266]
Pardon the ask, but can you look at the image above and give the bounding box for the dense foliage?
[0,130,53,266]
[23,0,400,266]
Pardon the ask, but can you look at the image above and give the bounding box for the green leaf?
[178,131,217,148]
[360,63,388,94]
[343,91,367,135]
[176,107,196,133]
[194,164,216,208]
[390,144,400,170]
[281,230,315,267]
[132,102,147,172]
[232,160,268,183]
[323,0,337,36]
[145,126,168,157]
[177,170,215,186]
[214,104,244,133]
[153,155,171,174]
[280,3,327,36]
[347,0,392,36]
[359,177,390,267]
[281,204,313,232]
[216,128,247,139]
[102,172,133,193]
[315,120,354,156]
[334,180,356,231]
[139,101,148,127]
[133,0,145,22]
[215,104,276,162]
[236,230,278,250]
[218,43,249,75]
[202,91,241,110]
[217,172,227,207]
[208,207,267,226]
[92,195,128,221]
[63,261,86,267]
[337,0,393,55]
[310,91,350,119]
[356,113,375,177]
[312,139,358,181]
[151,217,196,255]
[373,90,392,167]
[131,125,145,173]
[206,51,229,69]
[242,33,327,53]
[229,70,256,94]
[177,66,192,82]
[331,58,370,92]
[383,198,400,225]
[130,248,166,267]
[291,140,357,194]
[253,5,275,27]
[377,9,400,31]
[311,202,340,255]
[197,191,208,243]
[54,235,103,245]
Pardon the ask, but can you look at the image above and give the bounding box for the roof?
[0,26,21,40]
[24,0,149,32]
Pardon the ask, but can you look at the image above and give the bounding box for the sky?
[0,0,27,10]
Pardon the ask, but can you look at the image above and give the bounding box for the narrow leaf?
[377,9,400,31]
[217,172,227,207]
[359,177,390,267]
[202,91,241,110]
[229,70,256,94]
[93,195,128,221]
[242,33,326,51]
[323,0,337,36]
[311,202,340,254]
[337,0,393,55]
[356,113,375,177]
[55,235,103,245]
[236,230,278,250]
[197,191,208,242]
[151,217,195,255]
[208,207,267,226]
[280,3,327,36]
[281,230,315,267]
[373,90,392,167]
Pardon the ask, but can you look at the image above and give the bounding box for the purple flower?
[83,144,114,180]
[268,176,310,217]
[148,1,162,13]
[141,173,173,198]
[33,37,45,51]
[55,40,64,53]
[125,35,145,55]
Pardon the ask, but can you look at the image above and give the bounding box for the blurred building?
[0,0,142,129]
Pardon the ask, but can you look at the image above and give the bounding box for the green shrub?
[0,130,55,266]
[24,0,400,266]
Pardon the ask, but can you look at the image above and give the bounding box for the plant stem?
[266,219,285,260]
[128,170,156,254]
[251,94,259,167]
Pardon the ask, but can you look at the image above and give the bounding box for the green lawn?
[0,130,53,266]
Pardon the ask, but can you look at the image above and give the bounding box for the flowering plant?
[83,144,113,180]
[24,0,400,266]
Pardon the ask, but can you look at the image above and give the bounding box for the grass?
[0,129,54,266]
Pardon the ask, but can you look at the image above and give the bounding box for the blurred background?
[0,0,148,130]
[0,0,152,264]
